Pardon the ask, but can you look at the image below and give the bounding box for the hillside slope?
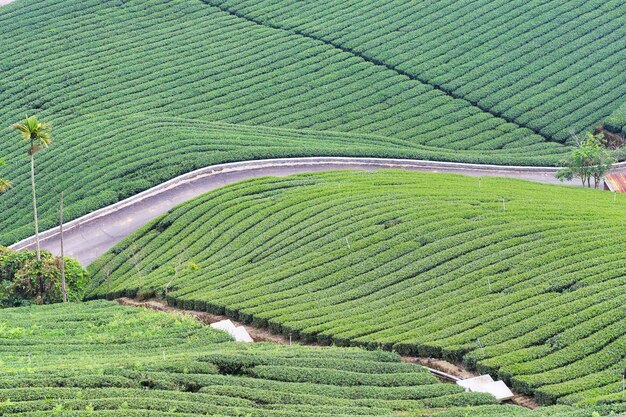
[0,0,567,244]
[88,170,626,405]
[206,0,626,143]
[0,300,494,416]
[0,117,559,246]
[3,300,626,416]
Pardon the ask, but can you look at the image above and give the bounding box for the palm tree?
[0,159,10,193]
[11,116,52,262]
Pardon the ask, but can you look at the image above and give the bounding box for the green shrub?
[0,246,88,307]
[605,102,626,135]
[0,0,579,247]
[88,170,626,404]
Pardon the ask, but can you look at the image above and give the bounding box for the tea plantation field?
[2,300,626,416]
[0,0,577,245]
[206,0,626,143]
[88,171,626,406]
[0,300,491,416]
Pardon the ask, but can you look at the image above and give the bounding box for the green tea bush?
[604,102,626,136]
[202,0,626,145]
[0,301,504,416]
[0,0,575,246]
[2,301,626,415]
[88,170,626,405]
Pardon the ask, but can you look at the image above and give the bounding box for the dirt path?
[12,156,619,266]
[116,296,540,409]
[116,297,293,345]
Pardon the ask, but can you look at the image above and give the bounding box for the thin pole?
[477,338,485,356]
[60,192,67,302]
[31,154,41,261]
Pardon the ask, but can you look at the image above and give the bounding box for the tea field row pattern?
[0,0,569,245]
[2,300,626,416]
[87,170,626,406]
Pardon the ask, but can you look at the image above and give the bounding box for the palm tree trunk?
[30,154,41,262]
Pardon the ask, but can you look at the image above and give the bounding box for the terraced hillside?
[0,300,493,416]
[0,0,573,245]
[3,301,626,417]
[89,171,626,406]
[206,0,626,143]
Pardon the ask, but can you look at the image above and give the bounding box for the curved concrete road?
[11,156,615,266]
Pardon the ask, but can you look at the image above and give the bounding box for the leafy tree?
[556,132,617,188]
[11,116,52,261]
[0,159,10,193]
[590,145,617,189]
[0,246,88,307]
[164,254,199,297]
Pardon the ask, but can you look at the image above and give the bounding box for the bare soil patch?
[117,297,294,344]
[403,356,475,379]
[597,125,626,149]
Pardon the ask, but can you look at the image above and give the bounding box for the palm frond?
[10,122,31,139]
[37,122,52,147]
[11,115,53,151]
[26,115,39,131]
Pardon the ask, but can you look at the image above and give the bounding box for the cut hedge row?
[88,170,626,406]
[3,300,626,415]
[0,0,570,245]
[0,300,503,416]
[604,102,626,136]
[207,0,626,144]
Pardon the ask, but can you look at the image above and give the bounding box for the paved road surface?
[10,156,607,266]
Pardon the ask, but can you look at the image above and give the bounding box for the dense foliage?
[2,301,626,416]
[0,246,87,307]
[556,133,618,188]
[604,102,626,137]
[89,171,626,406]
[206,0,626,144]
[0,0,574,245]
[0,301,486,416]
